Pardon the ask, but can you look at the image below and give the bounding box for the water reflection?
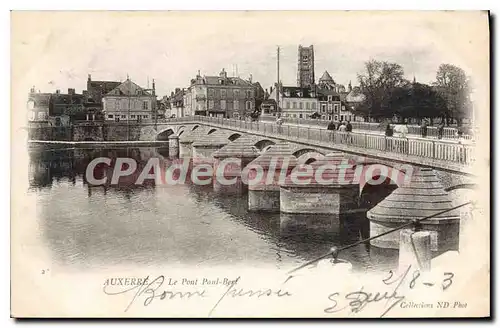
[28,146,398,272]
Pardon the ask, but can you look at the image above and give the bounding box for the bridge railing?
[161,116,475,165]
[258,115,473,140]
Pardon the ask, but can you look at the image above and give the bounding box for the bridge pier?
[168,135,179,158]
[367,168,460,252]
[279,154,359,220]
[192,130,233,166]
[247,143,298,212]
[212,135,260,195]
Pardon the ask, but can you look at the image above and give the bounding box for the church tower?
[297,45,315,88]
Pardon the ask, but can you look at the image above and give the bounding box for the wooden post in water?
[398,228,432,272]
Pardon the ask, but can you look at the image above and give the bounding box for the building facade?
[27,87,51,122]
[102,78,156,122]
[297,45,315,88]
[184,69,256,118]
[270,85,319,119]
[168,88,186,118]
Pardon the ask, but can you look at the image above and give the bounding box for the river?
[26,146,398,273]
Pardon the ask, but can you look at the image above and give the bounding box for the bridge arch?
[156,128,175,141]
[176,125,186,134]
[191,125,200,131]
[261,144,274,153]
[254,139,276,152]
[228,133,242,141]
[178,130,185,137]
[357,162,412,212]
[207,128,217,135]
[293,148,326,165]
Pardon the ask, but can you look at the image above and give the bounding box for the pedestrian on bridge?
[327,120,335,141]
[338,121,347,143]
[421,119,428,138]
[276,114,284,134]
[346,120,353,144]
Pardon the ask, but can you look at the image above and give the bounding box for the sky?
[12,11,489,99]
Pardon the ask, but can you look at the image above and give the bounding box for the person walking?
[338,121,347,143]
[327,120,335,142]
[400,122,409,153]
[385,123,393,151]
[276,114,284,134]
[438,121,445,139]
[346,120,353,144]
[421,119,428,138]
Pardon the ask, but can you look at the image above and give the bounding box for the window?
[209,100,214,109]
[299,102,303,109]
[328,115,332,120]
[208,89,215,97]
[312,102,316,110]
[348,115,352,121]
[221,100,226,110]
[143,115,149,119]
[234,100,239,110]
[299,114,303,119]
[334,115,338,121]
[246,101,252,110]
[342,105,346,111]
[321,104,326,113]
[340,115,344,121]
[38,112,47,120]
[328,104,333,113]
[284,101,289,109]
[328,95,332,101]
[221,89,226,98]
[234,90,240,99]
[131,115,136,119]
[233,112,239,118]
[321,115,326,120]
[292,114,297,118]
[306,102,310,110]
[293,102,297,109]
[334,104,339,113]
[143,101,149,110]
[108,114,114,119]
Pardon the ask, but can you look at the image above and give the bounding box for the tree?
[356,60,407,120]
[433,64,471,126]
[388,82,448,123]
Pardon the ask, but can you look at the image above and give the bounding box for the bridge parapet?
[156,116,475,175]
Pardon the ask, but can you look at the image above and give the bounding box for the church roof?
[319,70,335,83]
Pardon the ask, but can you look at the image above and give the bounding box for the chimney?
[152,79,156,96]
[175,88,180,94]
[171,91,174,97]
[348,81,352,92]
[55,89,60,94]
[68,88,75,95]
[88,74,91,82]
[248,74,253,83]
[30,86,35,93]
